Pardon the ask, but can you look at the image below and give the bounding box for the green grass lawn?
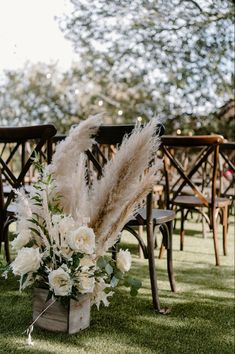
[0,215,234,354]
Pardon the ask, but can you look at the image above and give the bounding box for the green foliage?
[96,256,142,296]
[0,215,234,354]
[58,0,234,124]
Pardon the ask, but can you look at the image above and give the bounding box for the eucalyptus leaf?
[97,257,108,269]
[127,277,142,289]
[105,263,113,275]
[114,270,124,280]
[110,276,119,288]
[130,287,138,297]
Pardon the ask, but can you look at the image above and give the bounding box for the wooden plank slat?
[33,288,90,334]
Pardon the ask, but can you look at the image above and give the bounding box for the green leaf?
[28,227,41,237]
[130,287,138,297]
[72,254,81,268]
[96,257,108,269]
[105,263,113,275]
[29,218,40,226]
[21,273,28,287]
[127,277,142,290]
[46,290,53,302]
[114,270,124,280]
[110,276,119,288]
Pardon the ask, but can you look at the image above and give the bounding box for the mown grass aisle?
[0,216,234,354]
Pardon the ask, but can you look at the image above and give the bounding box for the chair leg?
[180,208,185,251]
[3,224,11,264]
[138,226,145,259]
[212,210,220,266]
[158,241,165,259]
[202,209,207,238]
[222,205,228,256]
[111,233,121,260]
[161,222,176,292]
[146,220,161,312]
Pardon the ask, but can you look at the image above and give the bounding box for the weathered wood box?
[33,288,90,334]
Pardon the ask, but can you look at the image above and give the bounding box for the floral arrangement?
[3,114,162,342]
[8,169,138,309]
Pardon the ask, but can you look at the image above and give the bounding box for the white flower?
[11,230,31,251]
[51,215,75,257]
[48,267,72,296]
[77,273,95,294]
[90,278,114,310]
[52,215,75,238]
[116,249,132,273]
[80,255,96,270]
[68,226,96,254]
[11,247,42,276]
[59,216,75,235]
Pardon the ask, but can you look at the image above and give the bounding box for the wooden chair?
[219,142,235,202]
[0,124,57,262]
[87,124,176,313]
[161,135,232,266]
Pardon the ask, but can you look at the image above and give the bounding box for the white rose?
[116,249,132,273]
[80,255,96,270]
[52,215,75,248]
[77,273,95,294]
[59,216,75,236]
[48,267,72,296]
[11,230,31,251]
[11,247,42,276]
[68,226,96,254]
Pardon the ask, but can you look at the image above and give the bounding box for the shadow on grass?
[0,259,234,354]
[0,286,233,354]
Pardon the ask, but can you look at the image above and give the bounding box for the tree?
[0,1,233,135]
[0,62,109,133]
[58,0,234,126]
[0,63,77,132]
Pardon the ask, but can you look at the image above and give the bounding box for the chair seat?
[173,195,231,208]
[127,208,175,226]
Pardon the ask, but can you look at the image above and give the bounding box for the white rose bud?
[11,247,42,276]
[116,249,132,273]
[48,267,72,296]
[68,226,96,254]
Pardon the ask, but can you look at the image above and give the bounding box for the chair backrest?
[161,135,225,209]
[219,142,235,198]
[87,123,164,177]
[85,123,165,224]
[0,124,57,211]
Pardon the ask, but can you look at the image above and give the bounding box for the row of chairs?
[0,123,234,312]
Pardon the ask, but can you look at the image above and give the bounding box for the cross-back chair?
[219,142,235,203]
[87,124,176,313]
[0,124,57,262]
[161,135,231,266]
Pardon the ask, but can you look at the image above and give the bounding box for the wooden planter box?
[33,288,91,334]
